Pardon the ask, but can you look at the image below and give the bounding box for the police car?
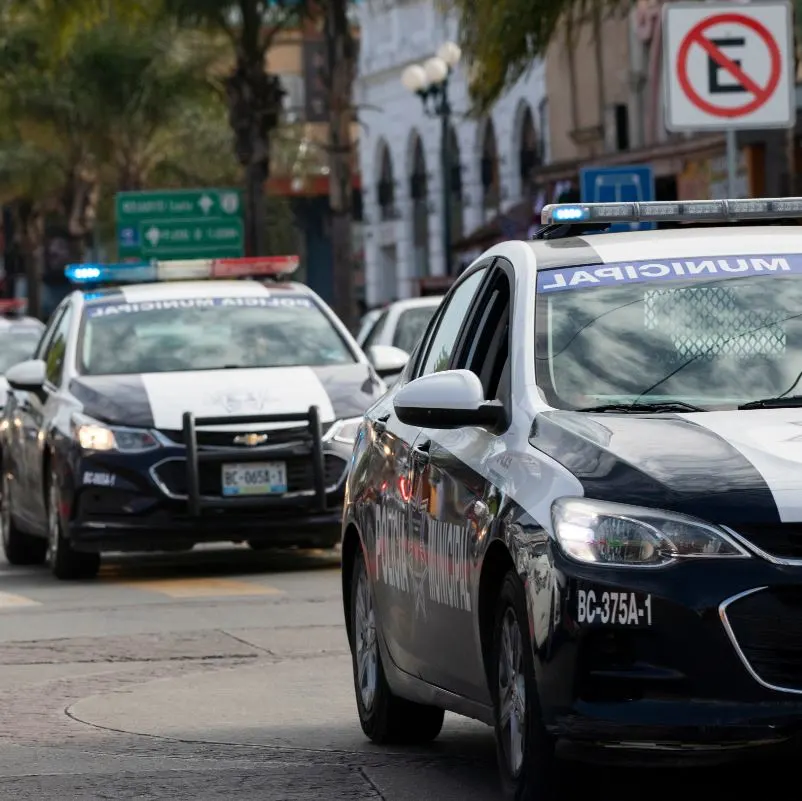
[0,300,45,412]
[341,197,802,798]
[0,256,400,580]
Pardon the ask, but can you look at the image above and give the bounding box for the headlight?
[71,413,160,453]
[551,497,750,567]
[323,416,363,445]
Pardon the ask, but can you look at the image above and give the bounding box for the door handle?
[373,413,390,434]
[412,440,430,465]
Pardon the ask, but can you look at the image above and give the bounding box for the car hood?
[531,407,802,525]
[68,363,383,431]
[0,376,7,408]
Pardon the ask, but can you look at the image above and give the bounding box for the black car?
[341,197,802,798]
[0,257,404,580]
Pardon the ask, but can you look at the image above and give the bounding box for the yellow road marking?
[115,577,283,598]
[0,591,41,608]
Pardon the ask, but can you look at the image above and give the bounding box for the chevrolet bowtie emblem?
[234,432,268,446]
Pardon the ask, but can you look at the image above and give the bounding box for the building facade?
[355,0,548,306]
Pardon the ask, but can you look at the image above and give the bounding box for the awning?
[453,133,728,252]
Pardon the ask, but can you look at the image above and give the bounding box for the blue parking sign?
[579,166,656,232]
[119,226,139,246]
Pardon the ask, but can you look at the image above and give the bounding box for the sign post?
[115,188,245,261]
[663,1,795,199]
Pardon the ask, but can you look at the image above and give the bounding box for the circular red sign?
[676,12,782,118]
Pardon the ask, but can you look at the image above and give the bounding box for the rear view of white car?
[357,296,443,384]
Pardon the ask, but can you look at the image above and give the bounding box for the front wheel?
[1,469,46,565]
[349,546,444,744]
[492,570,559,801]
[47,472,100,580]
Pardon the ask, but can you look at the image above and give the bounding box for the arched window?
[519,106,540,196]
[376,142,395,221]
[481,120,500,214]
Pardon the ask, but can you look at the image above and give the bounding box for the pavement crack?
[356,766,387,799]
[218,629,274,655]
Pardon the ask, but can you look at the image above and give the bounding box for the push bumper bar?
[181,405,326,516]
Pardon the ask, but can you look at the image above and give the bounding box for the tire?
[349,545,444,744]
[491,570,559,801]
[46,471,100,580]
[1,468,46,565]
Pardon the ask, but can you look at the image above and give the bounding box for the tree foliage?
[439,0,624,114]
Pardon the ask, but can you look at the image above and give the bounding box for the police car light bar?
[64,255,300,285]
[0,298,26,315]
[540,197,802,225]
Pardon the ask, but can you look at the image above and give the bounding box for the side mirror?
[393,369,505,429]
[5,359,46,391]
[367,344,409,377]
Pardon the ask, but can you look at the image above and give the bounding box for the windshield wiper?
[577,400,706,413]
[738,395,802,410]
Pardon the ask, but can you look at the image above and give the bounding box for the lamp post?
[401,41,461,278]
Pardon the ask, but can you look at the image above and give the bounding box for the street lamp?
[401,41,462,278]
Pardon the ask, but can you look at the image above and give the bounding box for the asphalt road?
[0,544,794,800]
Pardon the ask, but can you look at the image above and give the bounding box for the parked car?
[357,296,444,384]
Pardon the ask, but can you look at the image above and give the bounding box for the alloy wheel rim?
[47,480,59,566]
[498,607,526,776]
[354,562,378,711]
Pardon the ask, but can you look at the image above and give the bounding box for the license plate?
[576,587,653,627]
[221,462,287,496]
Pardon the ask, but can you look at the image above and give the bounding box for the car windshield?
[535,253,802,411]
[392,306,438,353]
[79,294,356,376]
[0,330,42,372]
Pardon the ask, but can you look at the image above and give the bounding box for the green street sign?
[115,188,244,259]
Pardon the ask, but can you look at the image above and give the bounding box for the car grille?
[157,426,319,449]
[723,586,802,691]
[152,454,347,497]
[733,524,802,560]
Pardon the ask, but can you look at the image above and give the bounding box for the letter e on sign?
[662,1,794,131]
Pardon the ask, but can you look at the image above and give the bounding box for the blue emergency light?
[64,262,156,284]
[541,197,802,226]
[64,256,300,285]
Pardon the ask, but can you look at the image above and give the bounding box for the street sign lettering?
[663,1,794,131]
[115,188,245,260]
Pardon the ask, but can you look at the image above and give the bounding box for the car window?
[35,306,66,360]
[535,257,802,410]
[79,293,357,376]
[44,304,73,386]
[418,268,487,377]
[455,267,511,400]
[392,306,438,354]
[0,329,45,372]
[361,310,388,350]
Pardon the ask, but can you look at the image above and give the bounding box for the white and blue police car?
[341,198,802,799]
[0,255,404,580]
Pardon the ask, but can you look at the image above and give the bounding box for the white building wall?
[356,0,549,306]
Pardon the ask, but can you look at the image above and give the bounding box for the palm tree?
[439,0,623,112]
[163,0,296,257]
[0,3,221,314]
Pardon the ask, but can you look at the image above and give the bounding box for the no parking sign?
[663,1,795,131]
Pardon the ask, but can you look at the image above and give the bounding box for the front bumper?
[64,408,350,552]
[538,548,802,759]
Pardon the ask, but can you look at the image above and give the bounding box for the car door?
[18,301,73,528]
[410,262,513,700]
[367,265,491,677]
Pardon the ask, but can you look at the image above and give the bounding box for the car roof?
[0,315,44,331]
[78,279,312,304]
[527,225,802,269]
[386,296,444,311]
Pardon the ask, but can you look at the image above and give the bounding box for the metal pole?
[725,128,738,198]
[440,78,452,276]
